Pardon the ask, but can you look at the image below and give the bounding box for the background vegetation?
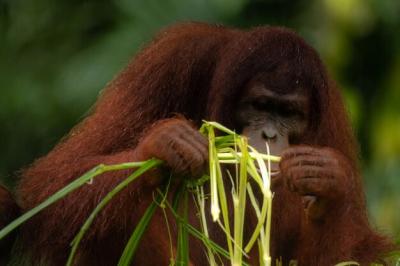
[0,0,399,239]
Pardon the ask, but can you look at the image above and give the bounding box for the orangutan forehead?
[250,62,309,95]
[245,82,309,105]
[246,71,308,96]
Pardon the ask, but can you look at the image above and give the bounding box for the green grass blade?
[215,150,233,258]
[335,262,360,266]
[244,185,268,253]
[196,186,217,265]
[203,121,237,135]
[176,190,189,266]
[67,159,162,266]
[117,197,160,266]
[208,126,220,222]
[0,161,145,240]
[232,137,249,266]
[163,199,251,266]
[172,183,185,212]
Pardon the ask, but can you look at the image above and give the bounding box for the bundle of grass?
[197,121,279,266]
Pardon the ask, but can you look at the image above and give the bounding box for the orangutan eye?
[251,100,266,111]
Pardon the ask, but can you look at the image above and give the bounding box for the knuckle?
[152,118,186,132]
[304,168,316,178]
[190,152,203,166]
[321,147,340,159]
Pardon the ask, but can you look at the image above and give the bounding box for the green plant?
[1,121,398,266]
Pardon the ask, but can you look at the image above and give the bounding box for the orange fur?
[13,22,393,265]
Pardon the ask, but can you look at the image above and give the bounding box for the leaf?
[67,159,163,266]
[175,190,190,265]
[117,198,159,266]
[0,161,146,240]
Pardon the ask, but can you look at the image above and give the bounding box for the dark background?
[0,0,399,238]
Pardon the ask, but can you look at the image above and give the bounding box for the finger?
[146,121,206,177]
[180,125,208,162]
[181,121,208,147]
[280,155,331,170]
[177,126,208,175]
[167,120,208,156]
[170,137,205,177]
[292,177,336,196]
[284,165,327,192]
[151,119,208,160]
[285,165,336,180]
[300,196,329,221]
[281,145,319,159]
[302,195,316,209]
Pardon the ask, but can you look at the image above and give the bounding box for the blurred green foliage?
[0,0,399,238]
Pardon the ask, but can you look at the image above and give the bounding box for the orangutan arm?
[17,118,207,247]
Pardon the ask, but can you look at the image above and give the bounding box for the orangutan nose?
[261,127,278,142]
